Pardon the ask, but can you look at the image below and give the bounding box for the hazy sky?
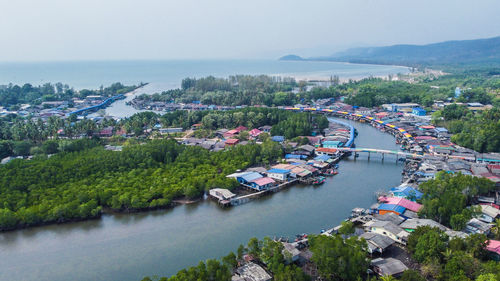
[1,0,499,61]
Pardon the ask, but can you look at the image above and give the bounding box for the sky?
[1,0,500,61]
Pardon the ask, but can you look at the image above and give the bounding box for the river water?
[0,117,402,281]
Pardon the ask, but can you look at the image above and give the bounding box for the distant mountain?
[279,54,304,61]
[304,36,500,67]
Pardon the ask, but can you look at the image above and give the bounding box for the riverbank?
[0,116,403,281]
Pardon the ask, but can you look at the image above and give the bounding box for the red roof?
[306,136,321,144]
[249,128,262,137]
[235,126,248,132]
[486,240,500,255]
[316,147,337,153]
[251,177,275,186]
[420,125,435,130]
[415,136,435,140]
[375,112,389,117]
[225,139,239,145]
[379,196,422,212]
[192,123,202,127]
[224,129,239,136]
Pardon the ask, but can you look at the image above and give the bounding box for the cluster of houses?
[128,99,241,112]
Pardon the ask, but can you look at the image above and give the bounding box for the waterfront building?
[249,177,275,191]
[315,147,338,156]
[378,197,423,213]
[322,140,343,148]
[389,186,423,200]
[236,172,263,184]
[266,168,290,181]
[209,188,236,203]
[412,107,426,116]
[376,204,406,216]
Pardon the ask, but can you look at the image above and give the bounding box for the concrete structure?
[360,232,395,254]
[364,220,409,244]
[399,218,447,232]
[412,107,426,116]
[159,127,183,134]
[371,258,408,277]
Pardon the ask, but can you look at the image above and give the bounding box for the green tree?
[309,234,368,281]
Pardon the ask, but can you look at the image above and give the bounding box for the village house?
[225,138,240,146]
[360,232,395,255]
[249,177,275,191]
[364,220,409,244]
[371,258,408,277]
[399,218,448,232]
[258,125,272,133]
[266,168,290,181]
[233,262,272,281]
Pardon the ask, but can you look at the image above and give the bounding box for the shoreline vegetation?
[0,107,329,231]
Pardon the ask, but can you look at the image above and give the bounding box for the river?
[0,117,403,281]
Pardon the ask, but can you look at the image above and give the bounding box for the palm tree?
[492,218,500,239]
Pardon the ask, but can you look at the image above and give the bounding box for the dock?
[232,179,298,206]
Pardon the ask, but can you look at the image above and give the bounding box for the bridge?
[335,147,423,160]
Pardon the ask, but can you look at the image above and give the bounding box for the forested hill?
[284,36,500,68]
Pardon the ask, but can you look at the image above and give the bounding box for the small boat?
[313,176,326,185]
[323,169,338,176]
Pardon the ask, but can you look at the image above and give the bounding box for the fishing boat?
[313,176,326,185]
[323,169,338,176]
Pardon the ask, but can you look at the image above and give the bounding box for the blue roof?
[378,204,406,214]
[238,172,263,182]
[285,154,307,159]
[390,186,423,200]
[323,141,342,145]
[314,155,331,162]
[435,127,448,133]
[272,136,285,142]
[267,168,290,174]
[413,107,426,112]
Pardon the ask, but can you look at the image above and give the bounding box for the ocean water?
[0,59,409,90]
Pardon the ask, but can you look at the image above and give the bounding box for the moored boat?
[312,176,326,185]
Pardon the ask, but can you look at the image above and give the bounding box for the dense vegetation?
[309,234,369,281]
[0,82,139,108]
[418,172,496,229]
[406,226,500,280]
[433,106,500,153]
[121,108,328,140]
[0,139,283,230]
[134,75,342,106]
[142,237,310,281]
[342,73,500,108]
